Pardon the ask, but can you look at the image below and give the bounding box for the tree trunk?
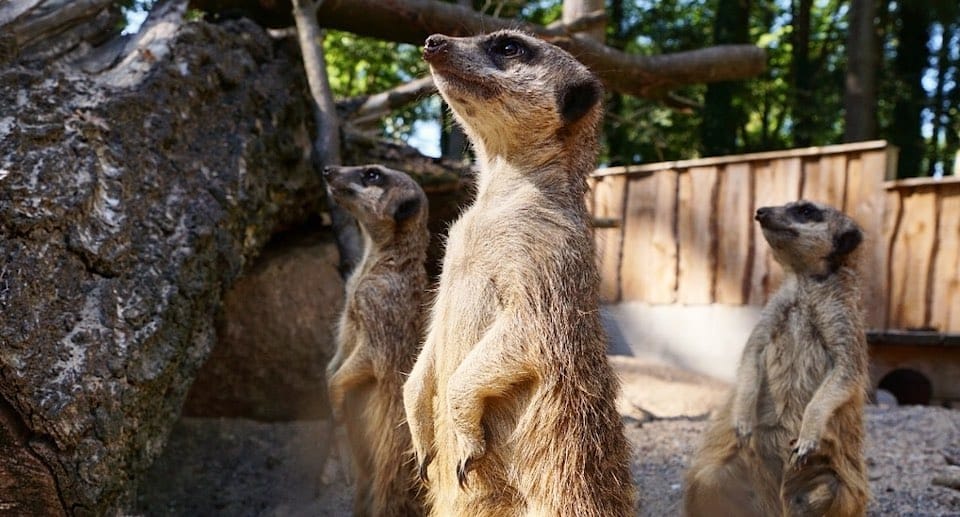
[0,2,331,513]
[843,0,879,142]
[700,0,751,156]
[890,0,932,178]
[791,0,814,147]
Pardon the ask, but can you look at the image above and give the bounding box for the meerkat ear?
[392,195,422,224]
[833,226,863,257]
[558,79,602,124]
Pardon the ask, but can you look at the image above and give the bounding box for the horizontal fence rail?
[588,140,960,333]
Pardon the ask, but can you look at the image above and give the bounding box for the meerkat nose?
[322,166,332,177]
[755,207,771,221]
[423,34,449,60]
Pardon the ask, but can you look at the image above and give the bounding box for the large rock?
[182,231,343,421]
[0,14,324,514]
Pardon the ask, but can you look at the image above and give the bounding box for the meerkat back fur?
[402,30,635,516]
[325,164,428,517]
[684,200,869,517]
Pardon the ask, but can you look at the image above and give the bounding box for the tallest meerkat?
[403,30,635,516]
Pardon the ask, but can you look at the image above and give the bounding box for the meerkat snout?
[423,34,449,58]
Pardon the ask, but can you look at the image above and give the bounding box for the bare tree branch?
[291,0,362,277]
[340,75,437,128]
[189,0,767,98]
[544,9,606,37]
[317,0,766,97]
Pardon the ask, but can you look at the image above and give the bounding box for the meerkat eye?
[494,38,525,58]
[789,203,824,222]
[361,168,382,186]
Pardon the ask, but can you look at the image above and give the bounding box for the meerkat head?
[423,30,603,166]
[755,200,863,278]
[324,165,428,245]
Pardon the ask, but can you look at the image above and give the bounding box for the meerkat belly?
[759,311,832,431]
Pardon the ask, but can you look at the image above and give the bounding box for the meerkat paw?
[453,430,485,489]
[789,436,819,468]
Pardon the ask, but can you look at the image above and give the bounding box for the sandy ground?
[134,354,960,516]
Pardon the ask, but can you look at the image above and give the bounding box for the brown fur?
[402,30,635,516]
[325,164,429,517]
[684,200,870,517]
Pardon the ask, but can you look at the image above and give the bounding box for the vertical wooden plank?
[930,186,960,332]
[844,150,889,329]
[887,187,937,329]
[714,163,753,305]
[621,174,656,302]
[802,154,847,207]
[677,166,718,304]
[585,177,597,217]
[881,190,902,329]
[753,157,803,302]
[594,175,626,303]
[620,171,678,303]
[649,170,679,304]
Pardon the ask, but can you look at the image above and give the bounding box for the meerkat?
[684,200,870,517]
[324,164,428,517]
[402,30,635,516]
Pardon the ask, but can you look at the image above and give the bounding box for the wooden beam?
[593,140,892,178]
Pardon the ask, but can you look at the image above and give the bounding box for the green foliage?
[324,31,434,140]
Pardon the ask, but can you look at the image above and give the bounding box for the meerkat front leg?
[732,325,768,446]
[792,316,861,468]
[403,344,438,482]
[446,315,532,487]
[327,348,374,423]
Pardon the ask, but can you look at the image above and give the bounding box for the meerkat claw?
[456,457,473,489]
[418,455,431,483]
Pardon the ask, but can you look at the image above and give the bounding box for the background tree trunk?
[701,0,751,156]
[890,0,932,178]
[843,0,879,142]
[790,0,814,147]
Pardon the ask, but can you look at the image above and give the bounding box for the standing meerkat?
[684,200,869,517]
[324,164,428,517]
[402,30,635,516]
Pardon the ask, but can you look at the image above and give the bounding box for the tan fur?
[403,30,635,516]
[684,200,870,517]
[325,164,429,517]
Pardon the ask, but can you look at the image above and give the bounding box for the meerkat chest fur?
[759,280,837,423]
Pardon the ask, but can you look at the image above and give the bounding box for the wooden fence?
[587,140,960,333]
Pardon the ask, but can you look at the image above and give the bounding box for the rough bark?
[0,3,328,513]
[0,0,121,65]
[190,0,767,99]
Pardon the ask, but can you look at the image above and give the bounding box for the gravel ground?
[134,355,960,516]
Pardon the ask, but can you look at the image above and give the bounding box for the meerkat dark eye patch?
[393,196,421,223]
[361,167,385,187]
[788,202,824,223]
[484,35,535,68]
[558,79,601,124]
